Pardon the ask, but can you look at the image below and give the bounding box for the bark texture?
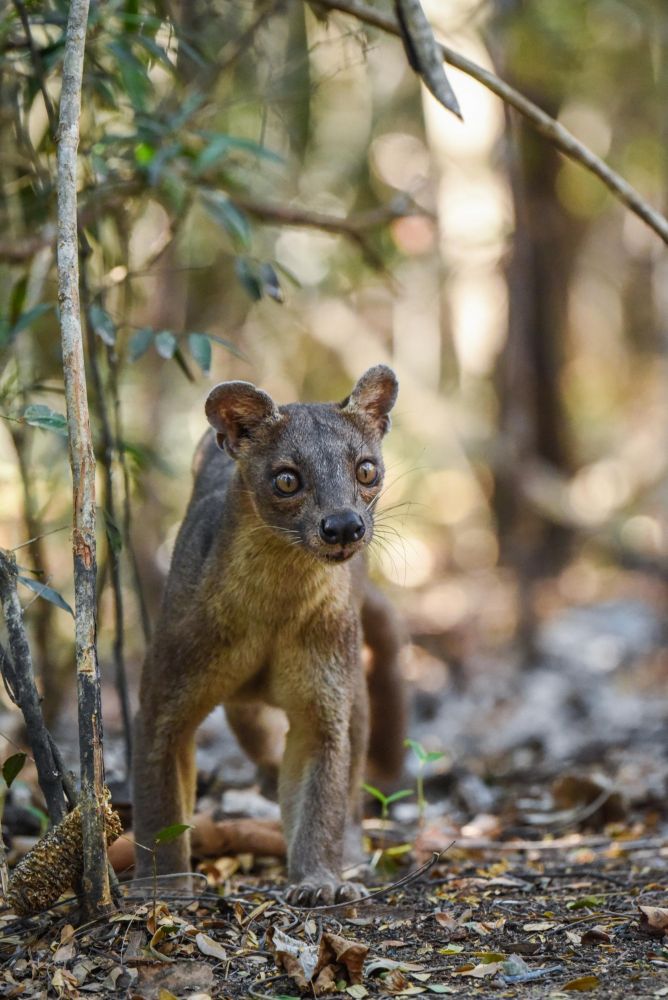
[56,0,113,917]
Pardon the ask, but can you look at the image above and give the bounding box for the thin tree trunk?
[56,0,113,917]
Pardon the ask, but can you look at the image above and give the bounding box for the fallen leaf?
[384,969,410,993]
[455,961,503,979]
[135,962,214,1000]
[267,927,368,994]
[524,921,557,932]
[53,941,76,964]
[434,912,458,931]
[581,926,612,945]
[563,975,600,991]
[195,932,227,961]
[367,958,417,975]
[639,905,668,936]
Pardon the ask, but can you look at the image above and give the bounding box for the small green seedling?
[363,783,413,821]
[363,783,414,870]
[404,738,447,823]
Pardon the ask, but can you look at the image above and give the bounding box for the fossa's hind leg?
[362,582,406,783]
[224,703,288,797]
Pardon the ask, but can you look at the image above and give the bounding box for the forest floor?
[2,578,668,998]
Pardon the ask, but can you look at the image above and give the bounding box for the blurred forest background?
[0,0,667,825]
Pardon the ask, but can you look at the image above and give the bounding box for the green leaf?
[9,277,28,326]
[187,333,212,375]
[128,327,154,361]
[89,303,117,346]
[362,782,387,805]
[11,303,52,336]
[195,134,283,174]
[260,262,284,303]
[425,750,446,764]
[104,511,122,555]
[205,333,249,362]
[25,802,49,836]
[201,191,251,249]
[2,753,27,788]
[154,330,177,359]
[385,788,414,805]
[173,346,195,382]
[17,576,73,616]
[134,142,155,167]
[109,40,151,110]
[404,738,428,763]
[566,894,605,911]
[155,823,192,845]
[234,258,262,301]
[22,403,68,437]
[133,33,175,71]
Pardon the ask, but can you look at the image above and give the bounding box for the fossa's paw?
[285,878,367,907]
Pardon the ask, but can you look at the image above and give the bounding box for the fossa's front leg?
[277,655,367,905]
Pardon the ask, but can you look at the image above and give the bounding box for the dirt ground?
[2,583,668,998]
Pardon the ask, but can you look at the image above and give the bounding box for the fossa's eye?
[274,469,301,495]
[356,460,378,486]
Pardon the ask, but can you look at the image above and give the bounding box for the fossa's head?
[205,366,398,563]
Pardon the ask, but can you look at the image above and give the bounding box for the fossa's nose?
[319,509,365,545]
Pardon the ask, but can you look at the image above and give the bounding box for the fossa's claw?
[286,878,367,908]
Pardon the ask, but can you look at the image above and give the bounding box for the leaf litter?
[4,594,668,997]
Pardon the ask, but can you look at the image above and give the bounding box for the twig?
[11,524,70,552]
[0,550,67,824]
[313,0,668,246]
[56,0,113,917]
[231,192,428,268]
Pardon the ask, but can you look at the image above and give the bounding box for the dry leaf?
[434,912,458,931]
[455,961,503,979]
[639,905,668,936]
[267,927,368,994]
[195,932,227,961]
[135,962,214,1000]
[53,940,76,964]
[581,926,612,944]
[563,975,601,991]
[384,969,410,993]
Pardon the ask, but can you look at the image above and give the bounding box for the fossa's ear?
[341,365,398,436]
[205,381,280,457]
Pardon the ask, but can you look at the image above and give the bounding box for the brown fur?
[132,367,405,904]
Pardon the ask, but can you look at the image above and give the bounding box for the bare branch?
[313,0,668,247]
[231,193,432,269]
[0,549,67,825]
[56,0,113,917]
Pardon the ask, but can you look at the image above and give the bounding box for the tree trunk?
[56,0,113,918]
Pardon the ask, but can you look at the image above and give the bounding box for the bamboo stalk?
[56,0,113,917]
